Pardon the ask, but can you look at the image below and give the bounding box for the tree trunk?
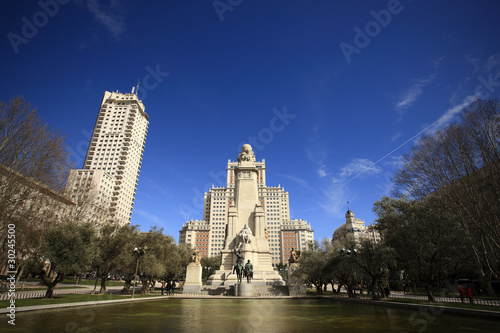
[370,278,378,300]
[41,271,64,299]
[140,277,150,295]
[315,284,322,295]
[99,276,107,294]
[121,280,131,294]
[92,276,99,294]
[15,264,24,286]
[426,284,436,302]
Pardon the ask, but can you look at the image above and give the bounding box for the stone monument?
[206,144,285,294]
[287,248,306,296]
[184,249,202,293]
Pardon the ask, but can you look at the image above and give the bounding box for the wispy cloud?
[306,147,330,180]
[318,186,349,218]
[277,174,313,191]
[317,169,327,178]
[86,0,127,39]
[339,158,382,178]
[428,95,477,133]
[391,132,402,142]
[395,76,434,112]
[141,176,171,196]
[134,208,164,226]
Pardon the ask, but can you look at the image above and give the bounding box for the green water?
[5,298,499,332]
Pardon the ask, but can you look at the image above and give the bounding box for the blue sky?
[2,1,500,243]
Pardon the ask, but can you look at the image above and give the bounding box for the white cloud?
[339,158,382,178]
[318,169,327,178]
[429,95,477,133]
[395,76,434,112]
[86,0,127,39]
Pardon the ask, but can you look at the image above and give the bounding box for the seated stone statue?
[191,249,201,264]
[289,248,300,264]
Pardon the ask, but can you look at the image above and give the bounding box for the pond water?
[6,298,499,332]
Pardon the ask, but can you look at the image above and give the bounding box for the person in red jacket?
[458,285,465,303]
[465,286,473,304]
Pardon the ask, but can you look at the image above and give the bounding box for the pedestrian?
[171,280,176,294]
[403,283,407,295]
[465,286,473,304]
[458,285,465,303]
[166,280,172,295]
[384,285,390,297]
[161,280,166,295]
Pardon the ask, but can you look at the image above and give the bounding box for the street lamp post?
[341,248,357,298]
[132,246,147,298]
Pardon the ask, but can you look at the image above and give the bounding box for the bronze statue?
[233,249,244,283]
[244,260,253,283]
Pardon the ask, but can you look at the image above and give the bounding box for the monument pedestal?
[184,263,202,294]
[287,263,306,296]
[235,283,254,296]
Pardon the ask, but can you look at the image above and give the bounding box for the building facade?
[179,145,314,266]
[65,89,149,225]
[331,206,381,247]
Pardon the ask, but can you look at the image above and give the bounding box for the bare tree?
[392,98,500,295]
[0,96,72,276]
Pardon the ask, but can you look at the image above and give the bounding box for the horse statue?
[233,262,244,283]
[233,249,245,284]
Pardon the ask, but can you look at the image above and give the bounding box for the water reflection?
[4,298,499,332]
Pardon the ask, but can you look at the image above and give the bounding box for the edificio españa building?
[331,206,381,246]
[179,144,314,267]
[65,89,148,225]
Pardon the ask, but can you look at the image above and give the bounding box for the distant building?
[65,89,149,225]
[331,206,381,246]
[280,219,314,263]
[179,144,314,266]
[0,164,75,275]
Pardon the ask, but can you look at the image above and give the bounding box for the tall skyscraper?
[179,144,314,268]
[66,89,149,225]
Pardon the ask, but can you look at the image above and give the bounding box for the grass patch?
[0,293,159,308]
[8,286,89,292]
[20,277,126,287]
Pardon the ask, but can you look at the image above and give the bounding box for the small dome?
[242,144,252,153]
[346,208,354,218]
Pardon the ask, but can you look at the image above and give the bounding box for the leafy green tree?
[353,239,395,300]
[92,224,138,294]
[293,239,336,294]
[201,255,221,282]
[38,221,97,298]
[374,197,461,302]
[275,262,288,283]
